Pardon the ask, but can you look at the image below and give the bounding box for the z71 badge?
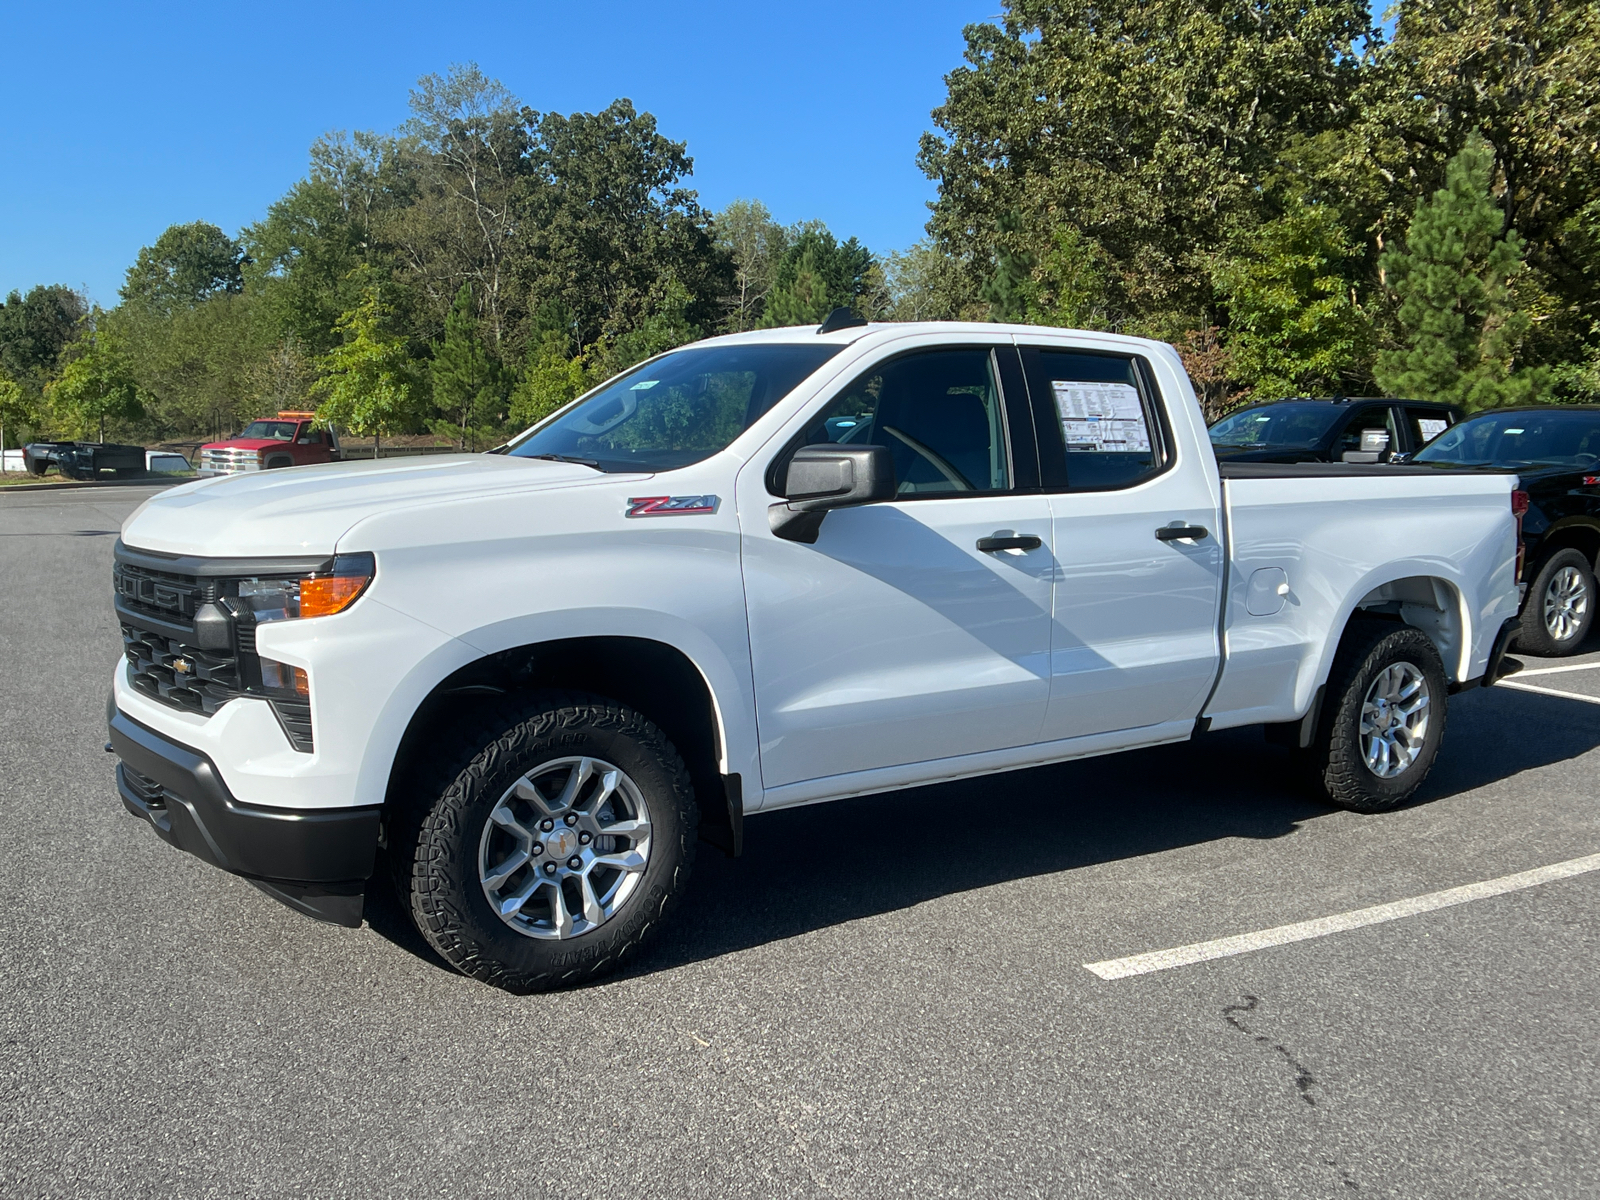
[626,495,720,518]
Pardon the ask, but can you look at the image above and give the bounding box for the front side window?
[1027,349,1166,490]
[1335,406,1399,457]
[1416,410,1600,467]
[790,348,1011,497]
[508,343,842,473]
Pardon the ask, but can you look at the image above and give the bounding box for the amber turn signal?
[300,574,368,617]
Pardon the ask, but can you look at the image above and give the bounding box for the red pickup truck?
[196,412,342,477]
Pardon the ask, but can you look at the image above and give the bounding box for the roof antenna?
[817,307,868,334]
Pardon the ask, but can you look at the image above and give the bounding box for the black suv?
[1413,406,1600,656]
[1209,397,1462,464]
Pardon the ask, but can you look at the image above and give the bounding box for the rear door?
[1018,342,1225,741]
[740,340,1055,791]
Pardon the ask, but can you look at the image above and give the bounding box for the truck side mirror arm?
[768,444,897,544]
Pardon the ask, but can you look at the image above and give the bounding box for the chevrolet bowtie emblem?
[172,658,193,674]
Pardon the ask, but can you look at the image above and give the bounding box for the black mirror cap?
[771,444,896,542]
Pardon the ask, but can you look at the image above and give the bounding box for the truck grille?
[114,557,314,753]
[113,561,212,625]
[198,448,261,475]
[122,622,241,716]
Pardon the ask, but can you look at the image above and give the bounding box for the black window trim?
[1019,344,1176,494]
[764,343,1034,500]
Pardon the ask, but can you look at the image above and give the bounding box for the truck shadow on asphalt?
[361,681,1600,982]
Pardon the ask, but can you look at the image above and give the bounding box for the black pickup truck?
[22,441,147,480]
[1413,406,1600,656]
[1209,397,1461,464]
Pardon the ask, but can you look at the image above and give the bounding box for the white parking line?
[1084,852,1600,980]
[1512,661,1600,678]
[1495,679,1600,706]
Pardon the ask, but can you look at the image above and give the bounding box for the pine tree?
[1375,135,1547,410]
[431,284,506,449]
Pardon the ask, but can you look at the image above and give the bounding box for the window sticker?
[1416,418,1447,440]
[1052,380,1150,453]
[629,379,660,390]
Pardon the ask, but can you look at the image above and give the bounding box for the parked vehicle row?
[1213,397,1600,658]
[106,316,1522,992]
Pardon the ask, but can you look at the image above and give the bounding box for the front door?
[1018,342,1225,741]
[740,344,1054,792]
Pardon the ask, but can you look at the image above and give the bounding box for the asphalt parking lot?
[2,485,1596,1199]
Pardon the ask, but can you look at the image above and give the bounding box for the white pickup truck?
[108,318,1523,991]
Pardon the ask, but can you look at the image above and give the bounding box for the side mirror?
[769,444,896,543]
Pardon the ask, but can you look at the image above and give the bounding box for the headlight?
[234,552,375,622]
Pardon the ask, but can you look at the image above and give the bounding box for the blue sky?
[1,1,996,307]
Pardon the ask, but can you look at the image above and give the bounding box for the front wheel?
[1517,548,1596,657]
[394,693,697,992]
[1306,621,1448,813]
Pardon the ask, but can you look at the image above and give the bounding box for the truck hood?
[123,454,635,557]
[201,438,290,452]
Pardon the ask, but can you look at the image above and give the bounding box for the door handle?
[1154,525,1210,541]
[977,534,1043,552]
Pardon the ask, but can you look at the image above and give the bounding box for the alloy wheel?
[477,756,653,940]
[1358,662,1431,779]
[1543,565,1589,643]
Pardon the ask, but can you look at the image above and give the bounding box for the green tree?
[714,199,790,331]
[507,334,598,431]
[1375,136,1547,409]
[920,0,1373,335]
[244,131,415,356]
[1214,201,1373,399]
[884,240,981,321]
[1357,0,1600,360]
[0,285,86,389]
[0,370,40,461]
[514,98,732,351]
[46,326,147,441]
[759,227,877,327]
[310,275,418,454]
[120,222,247,312]
[430,283,508,448]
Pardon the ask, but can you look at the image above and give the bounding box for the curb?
[0,480,187,492]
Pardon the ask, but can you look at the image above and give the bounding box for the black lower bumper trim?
[109,708,380,926]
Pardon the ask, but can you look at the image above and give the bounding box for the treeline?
[0,66,908,451]
[916,0,1600,418]
[4,1,1599,450]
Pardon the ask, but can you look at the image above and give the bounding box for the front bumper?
[109,705,381,926]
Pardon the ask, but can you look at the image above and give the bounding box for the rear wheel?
[393,693,697,992]
[1306,620,1448,813]
[1516,548,1595,657]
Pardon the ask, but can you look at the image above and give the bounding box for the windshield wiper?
[525,453,602,469]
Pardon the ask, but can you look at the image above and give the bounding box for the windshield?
[1209,403,1346,449]
[1414,410,1600,467]
[508,343,842,472]
[239,421,298,441]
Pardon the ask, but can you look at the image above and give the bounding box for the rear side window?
[1407,407,1451,447]
[1023,349,1168,490]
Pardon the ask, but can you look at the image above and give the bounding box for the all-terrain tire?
[1515,547,1596,658]
[1306,620,1448,813]
[391,691,697,992]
